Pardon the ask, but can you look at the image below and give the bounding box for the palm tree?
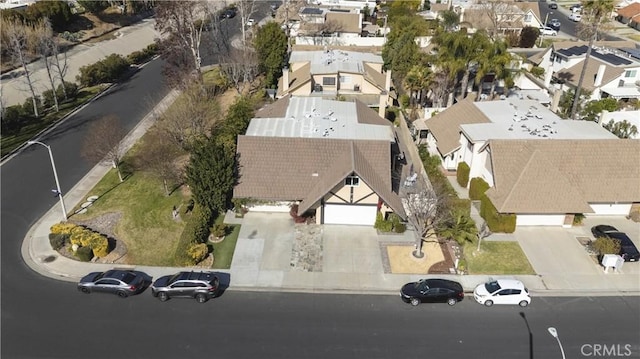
[403,64,432,107]
[438,209,478,246]
[475,40,513,101]
[569,0,615,120]
[432,29,491,103]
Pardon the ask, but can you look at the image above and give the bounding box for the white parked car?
[569,13,582,22]
[539,26,557,36]
[246,18,255,27]
[473,279,531,307]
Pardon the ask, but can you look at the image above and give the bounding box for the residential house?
[460,1,544,35]
[553,44,640,101]
[420,97,639,226]
[616,2,640,30]
[480,139,640,226]
[234,96,405,226]
[277,49,391,117]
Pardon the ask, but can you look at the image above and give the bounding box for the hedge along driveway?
[70,168,189,266]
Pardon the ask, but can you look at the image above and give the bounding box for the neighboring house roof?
[325,12,361,33]
[255,96,290,118]
[289,49,383,74]
[617,2,640,17]
[555,58,625,92]
[485,139,640,214]
[246,96,393,141]
[424,97,491,156]
[276,62,312,97]
[513,2,541,22]
[362,62,386,90]
[235,137,404,216]
[430,3,449,12]
[525,48,550,65]
[552,40,638,52]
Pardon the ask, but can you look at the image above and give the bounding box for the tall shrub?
[480,194,516,233]
[456,162,470,188]
[469,177,490,200]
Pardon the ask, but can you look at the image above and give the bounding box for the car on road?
[539,26,558,36]
[548,2,558,9]
[78,270,147,298]
[549,19,561,31]
[591,225,640,262]
[569,13,582,22]
[473,279,531,307]
[151,271,220,303]
[400,278,464,306]
[220,8,236,19]
[246,18,255,27]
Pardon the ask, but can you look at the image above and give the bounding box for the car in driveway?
[539,26,557,36]
[151,271,220,303]
[473,279,531,307]
[591,225,640,262]
[549,19,561,30]
[569,12,582,22]
[400,278,464,306]
[78,270,147,297]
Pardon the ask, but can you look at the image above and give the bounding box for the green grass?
[1,85,104,157]
[464,241,535,275]
[210,225,240,269]
[70,168,190,266]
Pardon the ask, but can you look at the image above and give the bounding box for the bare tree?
[82,115,127,182]
[236,0,257,46]
[134,129,184,196]
[218,47,259,94]
[477,0,519,40]
[1,18,39,116]
[30,19,60,112]
[402,184,453,258]
[155,0,208,84]
[156,86,221,150]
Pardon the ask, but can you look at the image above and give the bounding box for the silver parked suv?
[151,271,220,303]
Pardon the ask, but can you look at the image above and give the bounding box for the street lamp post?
[548,327,566,359]
[27,140,67,222]
[539,12,553,47]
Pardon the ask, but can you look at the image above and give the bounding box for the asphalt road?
[539,4,624,41]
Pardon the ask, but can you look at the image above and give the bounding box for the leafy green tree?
[557,88,592,119]
[185,138,236,215]
[603,119,639,139]
[440,10,459,31]
[474,39,512,100]
[24,1,72,32]
[519,26,539,48]
[570,0,616,119]
[253,22,288,88]
[580,98,619,121]
[403,64,432,107]
[76,53,130,86]
[77,0,110,14]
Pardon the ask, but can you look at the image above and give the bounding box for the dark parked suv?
[400,278,464,306]
[591,225,640,262]
[151,271,220,303]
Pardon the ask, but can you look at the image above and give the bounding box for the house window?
[524,14,532,22]
[625,70,637,78]
[345,176,359,187]
[323,77,336,86]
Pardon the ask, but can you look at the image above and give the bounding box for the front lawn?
[464,241,535,275]
[210,215,240,269]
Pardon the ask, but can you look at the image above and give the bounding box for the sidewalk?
[1,18,159,107]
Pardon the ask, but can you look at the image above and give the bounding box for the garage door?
[323,204,377,226]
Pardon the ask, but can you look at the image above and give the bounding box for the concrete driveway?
[505,216,640,293]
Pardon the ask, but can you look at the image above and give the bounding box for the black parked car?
[151,271,220,303]
[400,279,464,306]
[591,225,640,262]
[549,19,561,31]
[548,2,558,9]
[78,270,148,297]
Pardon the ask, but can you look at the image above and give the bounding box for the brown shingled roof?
[617,2,640,18]
[355,99,390,126]
[276,62,312,97]
[255,96,290,118]
[235,136,404,215]
[325,12,361,34]
[424,97,491,156]
[555,58,625,92]
[363,62,386,90]
[485,139,640,214]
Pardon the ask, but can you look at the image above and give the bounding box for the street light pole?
[27,140,67,222]
[539,12,553,47]
[548,327,566,359]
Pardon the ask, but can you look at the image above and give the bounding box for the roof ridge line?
[499,145,537,213]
